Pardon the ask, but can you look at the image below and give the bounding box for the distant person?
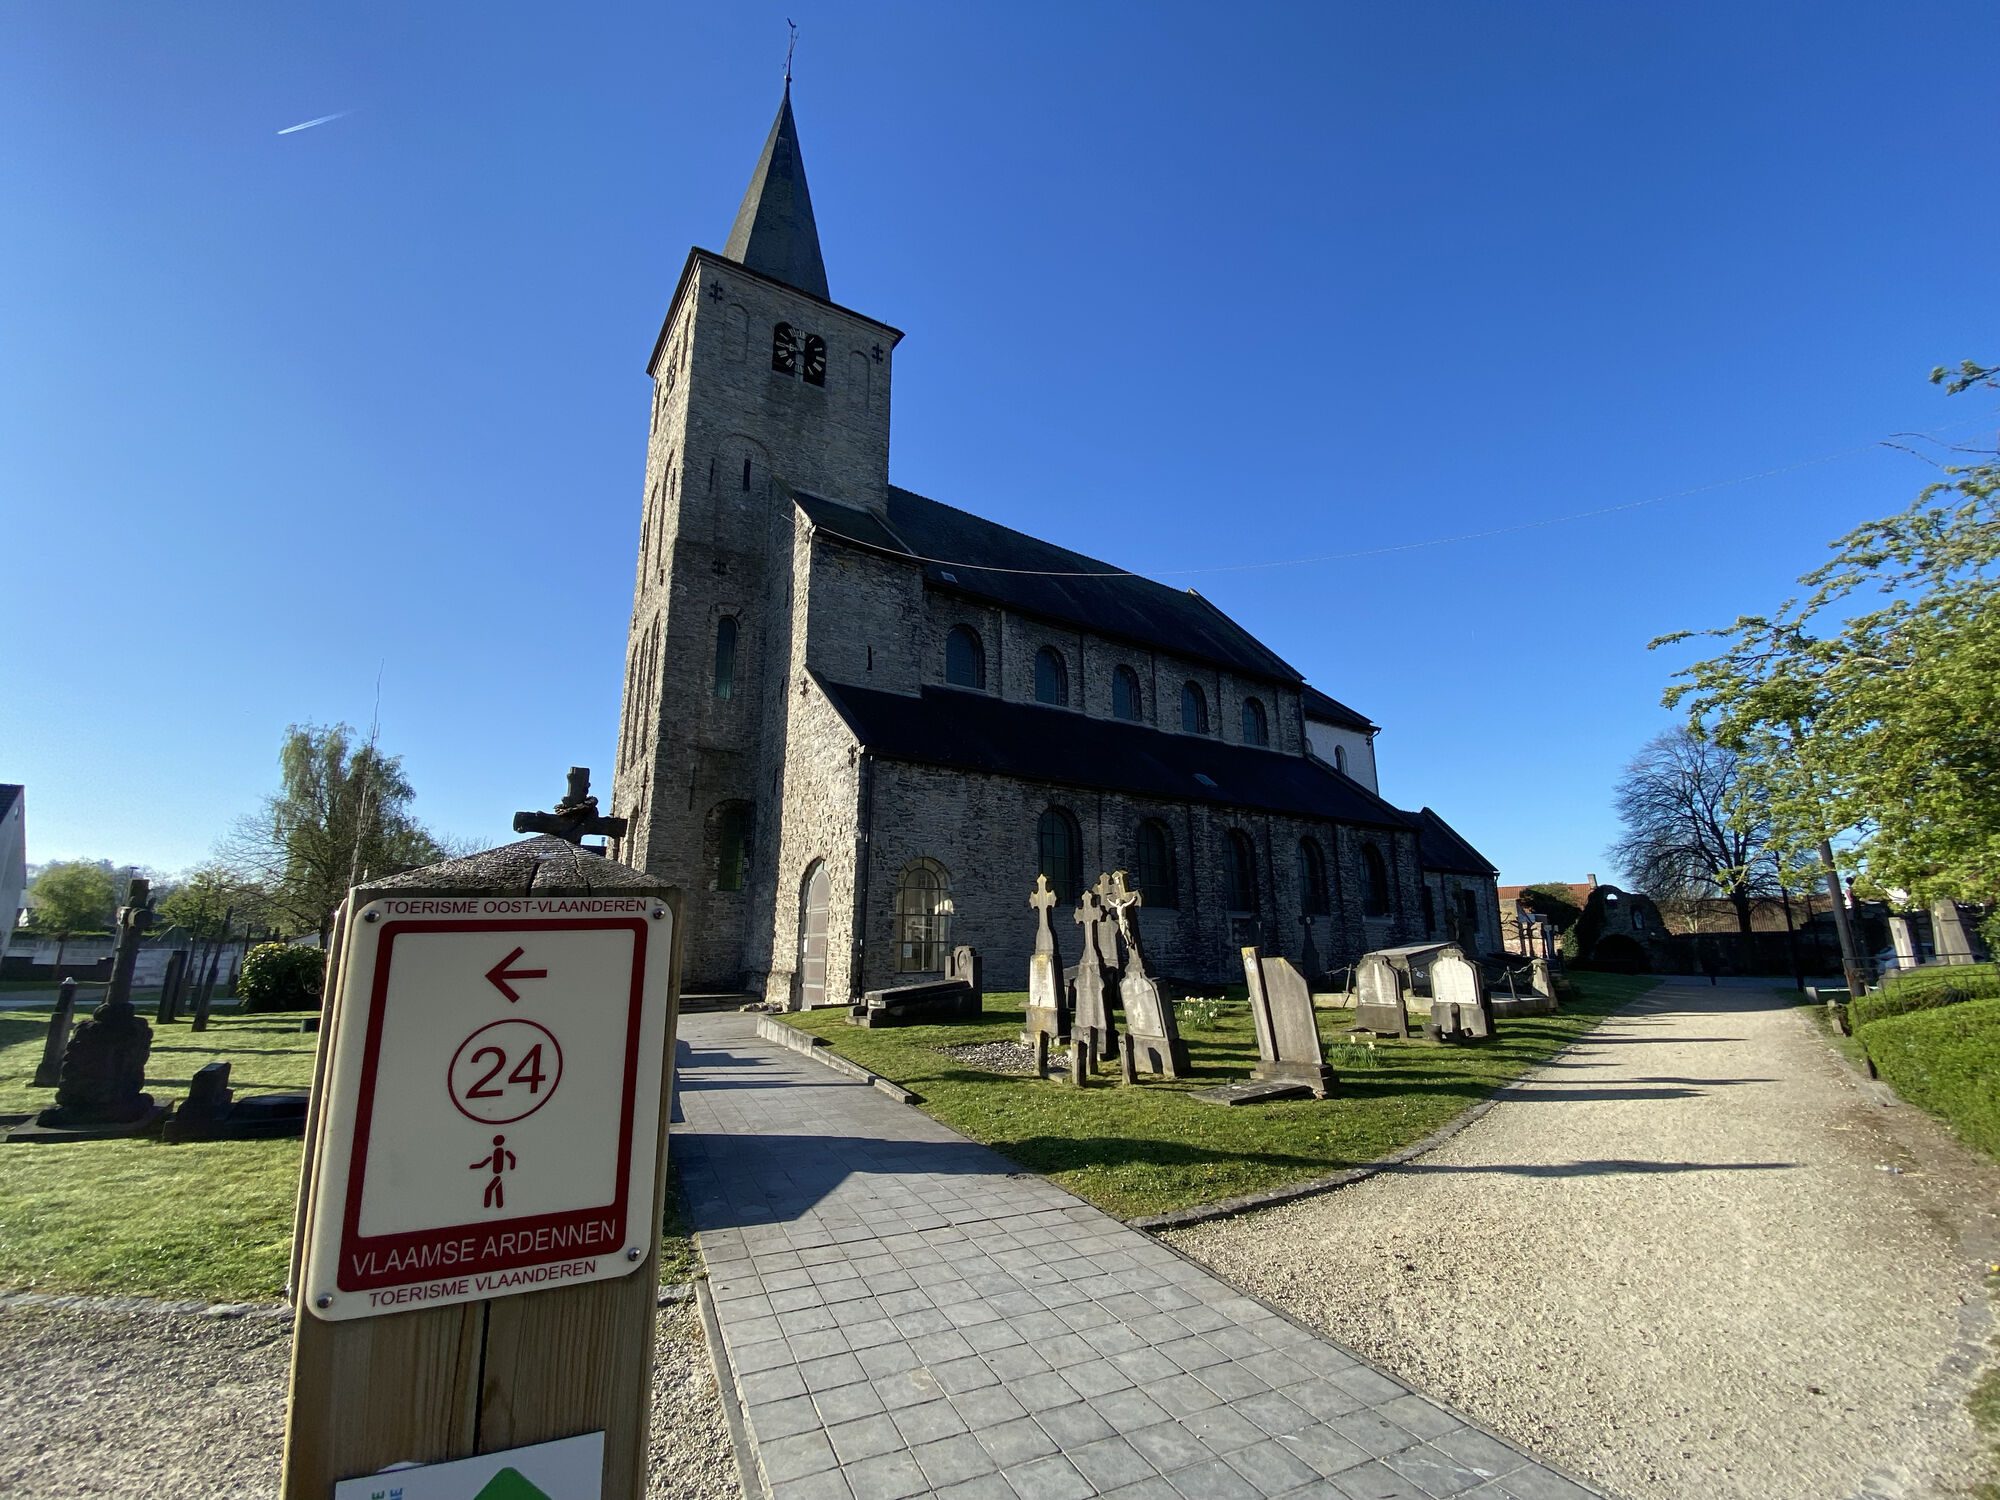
[1699,950,1719,986]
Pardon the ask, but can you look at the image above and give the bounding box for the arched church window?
[771,322,796,375]
[1335,744,1349,775]
[945,626,986,689]
[1225,830,1259,913]
[895,858,952,972]
[1421,885,1437,933]
[1038,806,1081,903]
[1034,647,1069,706]
[741,456,752,491]
[713,616,738,700]
[1297,838,1330,916]
[1242,697,1269,747]
[1456,888,1480,939]
[715,802,752,893]
[1112,666,1142,722]
[1134,819,1178,908]
[1181,682,1209,734]
[802,334,827,387]
[1362,844,1391,917]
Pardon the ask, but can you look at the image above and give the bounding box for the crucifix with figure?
[513,767,629,848]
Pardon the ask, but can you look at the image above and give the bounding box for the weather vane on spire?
[784,20,798,87]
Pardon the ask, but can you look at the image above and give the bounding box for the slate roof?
[796,488,1301,683]
[1405,807,1498,876]
[817,677,1410,831]
[724,85,830,301]
[1300,685,1377,734]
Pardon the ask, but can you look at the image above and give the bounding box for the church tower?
[612,85,901,989]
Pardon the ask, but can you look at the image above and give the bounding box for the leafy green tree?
[25,860,117,975]
[158,865,247,941]
[225,723,446,945]
[1656,360,1999,983]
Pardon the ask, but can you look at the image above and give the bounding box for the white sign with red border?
[302,894,674,1321]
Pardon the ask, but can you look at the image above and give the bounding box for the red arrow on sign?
[485,946,548,1003]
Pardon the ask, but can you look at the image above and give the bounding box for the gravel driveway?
[0,1297,736,1498]
[1165,980,1999,1500]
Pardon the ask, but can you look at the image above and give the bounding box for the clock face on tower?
[802,334,827,387]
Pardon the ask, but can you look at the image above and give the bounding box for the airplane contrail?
[277,111,349,136]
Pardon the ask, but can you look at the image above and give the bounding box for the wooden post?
[32,979,78,1088]
[281,839,681,1500]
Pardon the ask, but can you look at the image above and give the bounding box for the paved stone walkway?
[674,1012,1599,1500]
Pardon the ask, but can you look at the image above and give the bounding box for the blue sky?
[4,2,1995,887]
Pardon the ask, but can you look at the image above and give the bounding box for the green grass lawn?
[0,1005,705,1300]
[777,972,1657,1220]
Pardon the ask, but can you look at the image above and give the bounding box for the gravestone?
[851,960,981,1028]
[1352,953,1412,1039]
[947,945,982,1003]
[1071,882,1120,1066]
[1529,958,1558,1005]
[31,978,80,1089]
[30,881,165,1136]
[1888,913,1921,970]
[1430,950,1496,1039]
[155,949,187,1025]
[1240,947,1334,1097]
[1021,875,1071,1046]
[1104,871,1187,1078]
[163,1061,310,1143]
[1932,900,1979,965]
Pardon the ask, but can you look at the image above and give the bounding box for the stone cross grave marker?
[1022,875,1070,1046]
[1353,953,1412,1039]
[1241,947,1334,1097]
[1071,881,1120,1066]
[1104,870,1188,1077]
[35,879,164,1133]
[512,766,629,848]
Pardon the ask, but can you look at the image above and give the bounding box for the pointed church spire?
[723,82,830,301]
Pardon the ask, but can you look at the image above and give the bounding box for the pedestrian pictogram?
[472,1134,517,1208]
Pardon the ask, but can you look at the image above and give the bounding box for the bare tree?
[1609,728,1775,966]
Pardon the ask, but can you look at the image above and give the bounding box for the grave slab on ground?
[673,1010,1601,1500]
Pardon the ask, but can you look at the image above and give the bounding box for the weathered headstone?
[1430,950,1496,1039]
[1888,913,1921,970]
[31,978,79,1089]
[1022,875,1070,1046]
[1070,1035,1090,1087]
[1240,947,1334,1097]
[1071,883,1120,1066]
[1932,900,1979,965]
[1104,871,1188,1078]
[1353,953,1411,1039]
[155,949,187,1025]
[31,882,164,1135]
[1529,958,1557,1005]
[851,973,980,1027]
[947,945,982,1003]
[163,1062,310,1143]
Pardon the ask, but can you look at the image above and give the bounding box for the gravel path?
[0,1297,737,1498]
[1165,980,2000,1500]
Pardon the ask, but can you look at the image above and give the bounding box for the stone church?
[610,87,1501,1002]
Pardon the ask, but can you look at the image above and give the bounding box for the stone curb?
[753,1015,922,1104]
[694,1276,768,1500]
[1127,987,1666,1233]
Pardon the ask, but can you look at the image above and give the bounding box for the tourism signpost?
[282,836,680,1500]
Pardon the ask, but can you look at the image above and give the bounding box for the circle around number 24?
[448,1018,565,1125]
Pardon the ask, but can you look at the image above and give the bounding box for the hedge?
[1857,997,2000,1163]
[1850,961,2000,1031]
[240,942,327,1012]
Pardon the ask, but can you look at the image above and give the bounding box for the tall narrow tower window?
[1112,666,1142,721]
[713,616,738,700]
[1242,697,1269,747]
[945,626,986,689]
[802,334,827,387]
[1034,647,1069,706]
[1181,682,1209,734]
[771,322,796,375]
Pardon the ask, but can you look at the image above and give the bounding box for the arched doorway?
[798,861,831,1008]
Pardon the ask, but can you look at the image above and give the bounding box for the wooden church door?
[799,861,830,1008]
